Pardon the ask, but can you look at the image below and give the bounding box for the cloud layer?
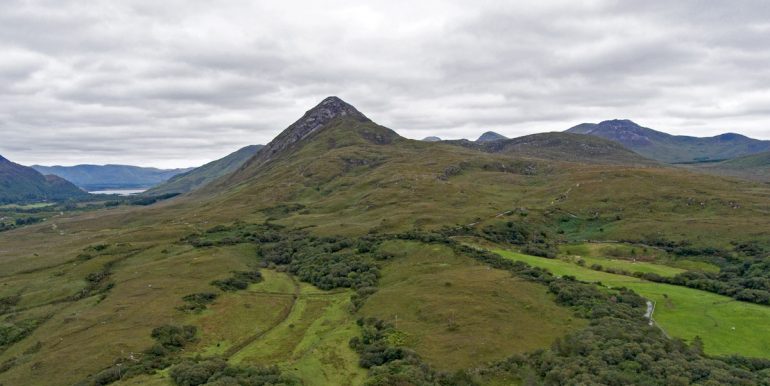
[1,0,769,167]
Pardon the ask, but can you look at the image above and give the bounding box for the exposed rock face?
[250,96,370,167]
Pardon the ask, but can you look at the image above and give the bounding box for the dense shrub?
[178,292,218,313]
[170,358,299,386]
[211,270,262,291]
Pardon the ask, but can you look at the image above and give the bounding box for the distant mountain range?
[421,131,507,143]
[0,154,88,204]
[448,132,656,166]
[566,119,770,164]
[31,164,194,191]
[145,145,264,195]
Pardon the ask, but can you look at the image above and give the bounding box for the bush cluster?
[211,270,262,291]
[170,358,299,386]
[177,292,218,313]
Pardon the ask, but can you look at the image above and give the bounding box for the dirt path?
[223,275,301,359]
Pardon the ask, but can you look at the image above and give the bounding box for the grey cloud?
[1,0,769,168]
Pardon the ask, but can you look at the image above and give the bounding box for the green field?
[493,248,770,358]
[559,242,720,274]
[227,271,366,386]
[360,241,586,370]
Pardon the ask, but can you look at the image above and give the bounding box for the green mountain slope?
[1,98,770,385]
[0,154,88,204]
[567,119,770,163]
[144,145,264,195]
[31,164,193,190]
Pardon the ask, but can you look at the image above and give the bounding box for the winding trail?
[223,275,301,359]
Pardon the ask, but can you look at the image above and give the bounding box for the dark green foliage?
[182,222,284,248]
[169,358,299,386]
[0,317,44,350]
[259,232,379,291]
[486,318,769,386]
[211,270,262,291]
[0,295,20,314]
[128,192,180,206]
[178,292,219,313]
[14,216,43,226]
[482,221,558,258]
[643,261,770,305]
[77,324,198,386]
[350,318,477,386]
[151,325,197,349]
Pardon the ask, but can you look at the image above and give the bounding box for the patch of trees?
[0,295,20,315]
[349,318,475,386]
[182,222,284,248]
[14,216,43,226]
[483,318,770,385]
[77,324,198,386]
[258,232,380,308]
[211,270,263,291]
[0,317,44,351]
[170,358,299,386]
[481,221,558,258]
[639,261,770,305]
[177,292,218,313]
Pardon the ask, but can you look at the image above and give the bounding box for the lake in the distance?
[88,189,147,196]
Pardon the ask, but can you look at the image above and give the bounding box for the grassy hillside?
[568,119,770,163]
[32,164,193,191]
[1,99,770,385]
[681,151,770,182]
[145,145,263,195]
[0,154,89,204]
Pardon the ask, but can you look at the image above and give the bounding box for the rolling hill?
[1,98,770,385]
[144,145,264,195]
[0,154,89,204]
[31,164,193,191]
[682,151,770,182]
[567,119,770,163]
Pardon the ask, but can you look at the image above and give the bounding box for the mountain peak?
[243,96,370,168]
[476,131,507,142]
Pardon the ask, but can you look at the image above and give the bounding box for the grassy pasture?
[559,242,720,274]
[228,271,366,386]
[494,248,770,359]
[360,240,586,371]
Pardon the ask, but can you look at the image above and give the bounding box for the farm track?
[223,275,301,359]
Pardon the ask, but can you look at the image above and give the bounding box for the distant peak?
[476,131,507,142]
[715,132,747,141]
[598,119,641,128]
[308,96,367,119]
[422,136,442,142]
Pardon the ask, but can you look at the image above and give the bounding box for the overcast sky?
[1,0,770,168]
